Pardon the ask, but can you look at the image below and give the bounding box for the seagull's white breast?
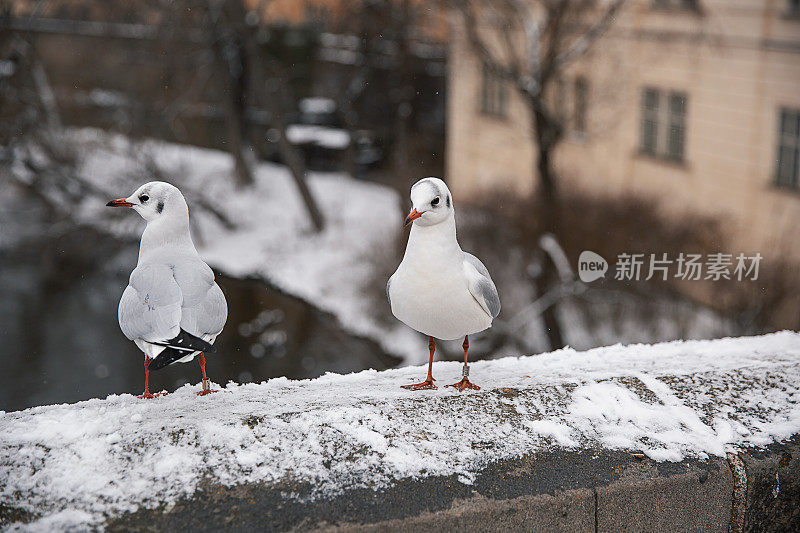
[389,221,492,340]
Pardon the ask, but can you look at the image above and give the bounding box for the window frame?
[651,0,701,12]
[666,91,688,161]
[786,0,800,18]
[574,77,589,135]
[479,64,507,119]
[639,86,688,163]
[775,108,800,190]
[641,88,660,156]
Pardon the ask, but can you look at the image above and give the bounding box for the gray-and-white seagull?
[387,177,500,391]
[107,181,227,398]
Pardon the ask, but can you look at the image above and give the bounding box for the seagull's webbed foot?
[447,378,480,392]
[401,379,437,390]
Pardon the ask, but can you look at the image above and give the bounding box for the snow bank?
[286,124,350,149]
[2,332,800,530]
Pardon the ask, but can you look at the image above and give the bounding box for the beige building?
[446,0,800,259]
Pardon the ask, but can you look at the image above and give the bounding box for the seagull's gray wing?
[198,283,227,337]
[463,252,501,318]
[118,264,183,343]
[386,274,394,308]
[173,258,228,338]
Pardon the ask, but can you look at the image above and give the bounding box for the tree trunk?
[209,15,255,187]
[274,112,326,232]
[391,0,414,194]
[261,71,325,232]
[393,99,412,190]
[532,108,566,351]
[223,96,257,188]
[228,0,325,232]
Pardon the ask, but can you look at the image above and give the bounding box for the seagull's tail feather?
[148,329,215,371]
[152,329,215,353]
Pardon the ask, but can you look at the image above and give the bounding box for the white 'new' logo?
[578,251,608,282]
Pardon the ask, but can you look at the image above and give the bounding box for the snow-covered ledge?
[2,333,800,531]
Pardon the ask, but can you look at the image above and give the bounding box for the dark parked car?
[270,97,381,176]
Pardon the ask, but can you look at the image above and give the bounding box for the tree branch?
[551,0,626,71]
[458,1,559,130]
[459,1,530,95]
[509,0,543,87]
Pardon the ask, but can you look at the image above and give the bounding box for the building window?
[641,89,659,156]
[667,92,687,160]
[776,108,800,189]
[639,87,688,162]
[480,64,507,118]
[652,0,699,10]
[574,77,589,134]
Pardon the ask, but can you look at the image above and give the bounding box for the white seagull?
[387,177,500,391]
[107,182,228,398]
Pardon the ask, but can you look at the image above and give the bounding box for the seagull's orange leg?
[402,336,437,390]
[448,336,480,391]
[196,352,218,396]
[137,356,164,399]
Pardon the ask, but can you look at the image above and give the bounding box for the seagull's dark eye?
[139,194,149,203]
[431,196,440,206]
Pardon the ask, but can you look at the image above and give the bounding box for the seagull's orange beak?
[106,198,134,207]
[404,208,422,227]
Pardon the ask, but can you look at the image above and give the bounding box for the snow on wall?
[2,332,800,531]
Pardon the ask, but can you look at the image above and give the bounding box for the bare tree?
[162,0,326,230]
[0,4,237,229]
[204,0,257,187]
[388,0,415,193]
[328,2,376,178]
[0,23,99,218]
[262,74,326,233]
[331,0,440,194]
[240,2,326,232]
[457,0,625,350]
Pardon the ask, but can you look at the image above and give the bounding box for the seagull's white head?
[106,181,188,223]
[405,177,454,228]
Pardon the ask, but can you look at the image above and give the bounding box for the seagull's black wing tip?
[149,348,187,371]
[147,330,215,371]
[153,329,214,353]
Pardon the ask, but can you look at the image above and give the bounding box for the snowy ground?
[2,332,799,531]
[66,128,427,363]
